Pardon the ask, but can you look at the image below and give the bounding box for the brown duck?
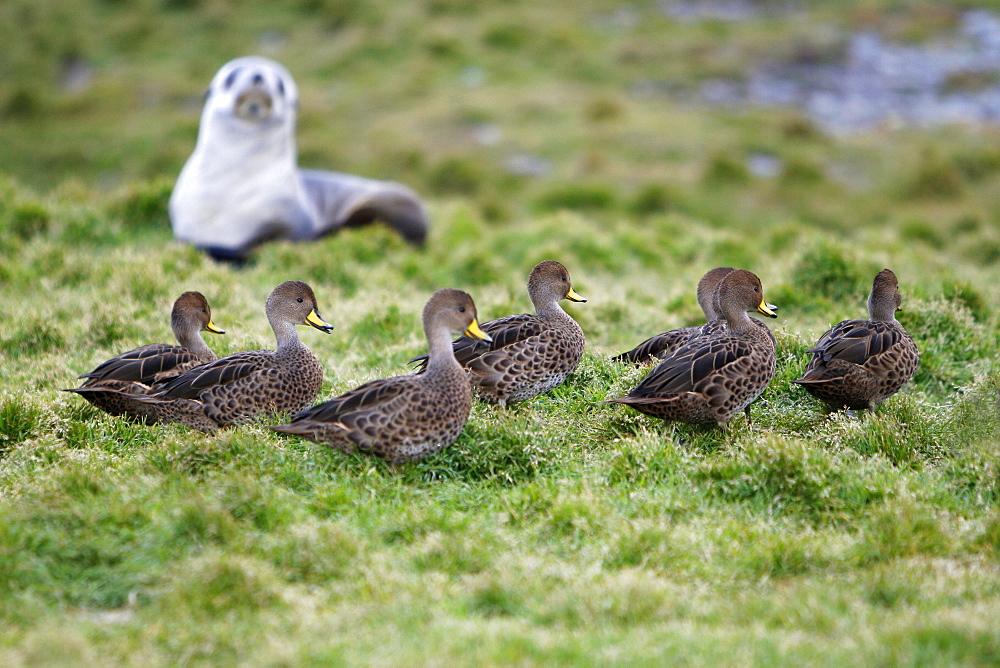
[413,261,587,405]
[270,289,491,463]
[608,269,777,427]
[613,267,736,364]
[134,281,333,431]
[793,268,919,411]
[65,291,225,421]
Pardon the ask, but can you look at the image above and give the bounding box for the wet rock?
[60,56,93,94]
[747,153,783,178]
[746,10,1000,133]
[505,153,552,178]
[661,0,764,22]
[470,123,502,146]
[648,8,1000,134]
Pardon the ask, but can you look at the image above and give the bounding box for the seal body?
[170,56,427,261]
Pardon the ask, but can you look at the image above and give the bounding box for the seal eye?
[223,67,241,90]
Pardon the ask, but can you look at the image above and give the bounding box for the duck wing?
[152,350,270,399]
[410,313,543,369]
[628,335,751,398]
[807,319,902,366]
[468,314,545,355]
[81,343,199,383]
[291,375,413,424]
[612,325,710,364]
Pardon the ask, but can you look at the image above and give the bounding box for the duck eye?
[296,297,304,303]
[458,306,466,313]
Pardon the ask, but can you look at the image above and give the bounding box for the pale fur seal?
[170,56,428,262]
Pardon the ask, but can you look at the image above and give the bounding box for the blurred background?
[2,0,1000,259]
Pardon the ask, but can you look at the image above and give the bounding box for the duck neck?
[725,309,754,335]
[424,326,462,374]
[272,320,304,356]
[698,291,718,322]
[868,293,897,323]
[535,298,568,321]
[176,329,213,358]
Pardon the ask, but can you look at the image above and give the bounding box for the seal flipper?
[201,246,251,266]
[300,169,428,246]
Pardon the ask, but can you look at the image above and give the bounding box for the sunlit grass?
[1,174,998,663]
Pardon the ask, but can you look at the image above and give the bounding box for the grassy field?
[3,0,1000,664]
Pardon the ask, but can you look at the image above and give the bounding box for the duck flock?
[65,262,919,464]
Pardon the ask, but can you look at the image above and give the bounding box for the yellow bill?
[205,319,226,334]
[465,318,493,343]
[304,309,335,333]
[566,287,587,303]
[757,300,778,318]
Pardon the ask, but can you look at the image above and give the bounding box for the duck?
[612,267,735,364]
[607,269,778,427]
[412,260,587,406]
[65,291,225,421]
[270,289,491,463]
[792,268,919,411]
[133,280,333,431]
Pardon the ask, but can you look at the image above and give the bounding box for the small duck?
[65,291,225,420]
[134,280,333,431]
[608,269,777,427]
[270,289,491,463]
[613,267,736,364]
[793,268,919,411]
[413,260,587,405]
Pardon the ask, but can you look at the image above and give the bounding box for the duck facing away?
[65,291,225,420]
[270,289,491,463]
[412,260,587,406]
[612,267,736,365]
[608,269,778,427]
[792,268,918,411]
[133,281,333,431]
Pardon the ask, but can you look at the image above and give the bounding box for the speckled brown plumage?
[608,269,778,426]
[270,289,490,463]
[133,281,333,431]
[64,291,225,421]
[793,268,919,411]
[413,261,587,406]
[613,267,735,364]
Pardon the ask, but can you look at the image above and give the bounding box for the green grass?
[2,0,1000,665]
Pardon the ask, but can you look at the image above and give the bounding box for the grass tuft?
[784,241,875,307]
[856,494,954,563]
[0,394,50,450]
[534,183,618,213]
